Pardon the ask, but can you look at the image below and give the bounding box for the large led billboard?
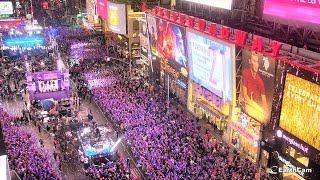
[183,0,232,10]
[279,73,320,151]
[263,0,320,29]
[0,1,13,15]
[107,2,127,35]
[187,29,234,101]
[149,16,188,79]
[239,50,276,124]
[96,0,108,20]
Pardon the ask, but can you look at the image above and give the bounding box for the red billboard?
[96,0,108,20]
[263,0,320,28]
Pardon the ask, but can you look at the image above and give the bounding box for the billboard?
[263,0,320,29]
[240,50,276,124]
[279,73,320,151]
[139,21,149,59]
[0,1,13,15]
[187,29,234,102]
[107,2,127,35]
[96,0,108,20]
[183,0,232,10]
[157,19,187,72]
[147,15,158,58]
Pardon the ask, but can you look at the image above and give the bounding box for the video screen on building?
[107,2,127,35]
[0,1,13,15]
[240,50,276,124]
[157,20,187,71]
[279,73,320,151]
[147,15,158,57]
[186,29,234,101]
[263,0,320,29]
[183,0,232,10]
[96,0,108,20]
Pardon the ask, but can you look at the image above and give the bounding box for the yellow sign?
[108,9,119,27]
[279,73,320,151]
[160,58,179,79]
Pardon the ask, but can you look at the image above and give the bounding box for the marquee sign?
[151,7,284,58]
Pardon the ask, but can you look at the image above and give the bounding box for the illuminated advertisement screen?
[96,0,108,20]
[263,0,320,28]
[148,16,188,78]
[0,1,13,15]
[139,21,149,59]
[186,29,233,101]
[279,73,320,151]
[147,15,158,58]
[183,0,232,10]
[240,50,276,123]
[107,2,127,35]
[157,19,187,73]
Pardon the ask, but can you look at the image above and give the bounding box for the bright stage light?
[4,25,8,29]
[4,36,44,47]
[81,127,91,136]
[36,30,41,34]
[110,138,122,152]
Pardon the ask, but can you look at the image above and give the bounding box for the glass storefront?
[160,70,188,105]
[230,109,261,163]
[187,81,229,137]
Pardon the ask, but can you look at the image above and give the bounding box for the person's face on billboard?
[249,54,259,73]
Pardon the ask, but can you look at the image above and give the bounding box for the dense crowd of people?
[0,60,25,101]
[0,108,61,179]
[85,158,129,179]
[79,65,272,179]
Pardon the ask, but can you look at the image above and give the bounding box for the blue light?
[4,36,44,47]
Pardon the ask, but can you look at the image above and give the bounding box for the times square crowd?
[0,27,273,180]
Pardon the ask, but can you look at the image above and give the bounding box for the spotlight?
[4,25,8,29]
[110,138,122,152]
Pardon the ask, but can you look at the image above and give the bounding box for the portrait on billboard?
[146,15,158,57]
[240,50,276,124]
[187,30,233,101]
[279,73,320,151]
[139,21,149,58]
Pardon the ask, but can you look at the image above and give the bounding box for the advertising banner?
[240,50,276,124]
[263,0,320,28]
[183,0,233,10]
[147,15,158,59]
[148,16,188,81]
[107,2,127,35]
[0,1,13,15]
[186,29,234,102]
[158,19,188,78]
[279,73,320,151]
[139,21,149,59]
[96,0,108,20]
